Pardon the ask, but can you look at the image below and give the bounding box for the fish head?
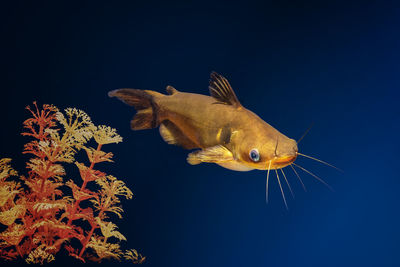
[233,129,298,170]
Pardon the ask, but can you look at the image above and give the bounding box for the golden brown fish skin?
[109,72,298,171]
[150,90,298,170]
[153,91,237,148]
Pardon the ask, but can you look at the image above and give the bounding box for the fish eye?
[249,148,260,162]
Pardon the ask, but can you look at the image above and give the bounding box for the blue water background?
[1,1,399,266]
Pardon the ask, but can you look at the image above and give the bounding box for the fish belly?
[217,162,254,172]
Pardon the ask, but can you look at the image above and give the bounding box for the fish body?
[109,72,298,171]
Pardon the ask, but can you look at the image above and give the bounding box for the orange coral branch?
[66,143,102,227]
[0,103,142,264]
[78,223,96,258]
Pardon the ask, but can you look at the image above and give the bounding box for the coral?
[0,102,144,264]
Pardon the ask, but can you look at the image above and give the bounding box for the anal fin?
[159,121,197,149]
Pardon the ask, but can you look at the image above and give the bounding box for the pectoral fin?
[187,145,234,165]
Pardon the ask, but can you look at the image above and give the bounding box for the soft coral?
[0,102,144,264]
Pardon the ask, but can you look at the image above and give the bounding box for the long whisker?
[292,163,334,191]
[290,164,306,192]
[280,168,294,199]
[275,169,288,210]
[266,160,272,203]
[296,122,314,145]
[297,152,343,172]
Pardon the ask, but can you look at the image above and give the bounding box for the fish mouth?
[271,155,297,169]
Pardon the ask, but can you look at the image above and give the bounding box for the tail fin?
[108,89,160,130]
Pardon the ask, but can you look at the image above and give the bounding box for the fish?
[109,72,336,207]
[108,72,298,171]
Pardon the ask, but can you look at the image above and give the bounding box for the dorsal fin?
[208,72,241,107]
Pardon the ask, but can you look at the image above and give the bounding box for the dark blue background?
[1,1,399,266]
